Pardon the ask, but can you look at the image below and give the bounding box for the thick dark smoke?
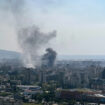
[42,48,57,68]
[18,26,56,67]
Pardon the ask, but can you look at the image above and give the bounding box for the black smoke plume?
[42,48,57,68]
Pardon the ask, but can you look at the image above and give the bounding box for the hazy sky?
[0,0,105,55]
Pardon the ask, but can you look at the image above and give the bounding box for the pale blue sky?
[0,0,105,55]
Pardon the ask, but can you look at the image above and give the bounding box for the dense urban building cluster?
[0,60,104,104]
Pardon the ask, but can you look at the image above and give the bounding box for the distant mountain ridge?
[0,49,105,61]
[0,49,21,60]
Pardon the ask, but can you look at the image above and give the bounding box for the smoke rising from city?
[42,48,57,67]
[0,0,57,68]
[18,26,56,67]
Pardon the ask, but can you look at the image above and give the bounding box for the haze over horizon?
[0,0,105,55]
